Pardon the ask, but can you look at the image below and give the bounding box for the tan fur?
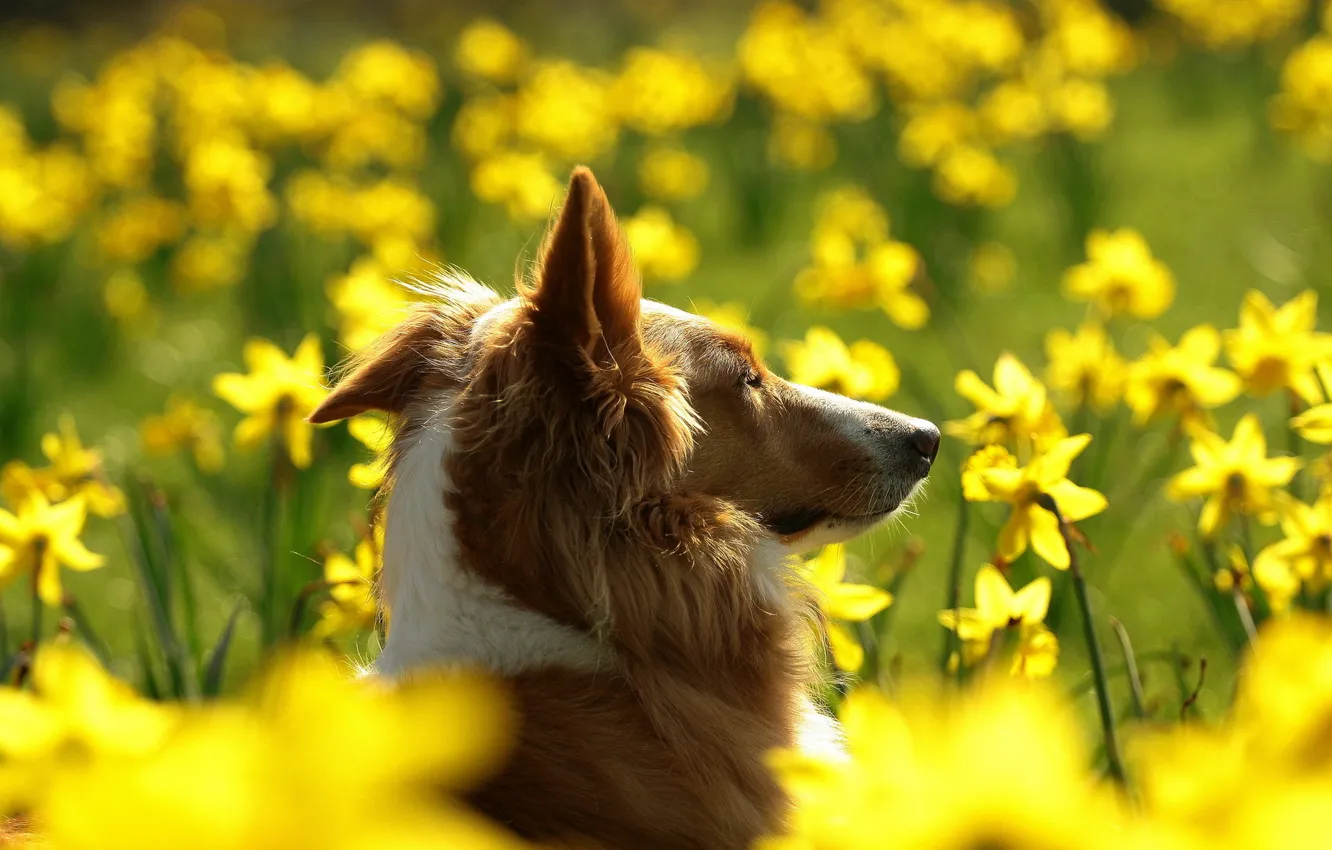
[309,167,936,849]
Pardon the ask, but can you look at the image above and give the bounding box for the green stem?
[1287,391,1306,501]
[1109,618,1146,720]
[1039,493,1126,784]
[939,491,971,679]
[1232,589,1258,645]
[30,572,43,647]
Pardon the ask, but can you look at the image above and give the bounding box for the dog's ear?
[531,166,642,364]
[308,308,444,424]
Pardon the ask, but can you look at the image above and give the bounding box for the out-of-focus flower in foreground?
[212,334,328,469]
[1167,414,1302,538]
[800,543,893,672]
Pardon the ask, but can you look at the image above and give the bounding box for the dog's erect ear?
[308,309,444,424]
[532,167,642,362]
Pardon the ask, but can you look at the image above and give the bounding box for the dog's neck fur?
[374,394,611,679]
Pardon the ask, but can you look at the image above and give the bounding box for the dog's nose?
[909,419,940,465]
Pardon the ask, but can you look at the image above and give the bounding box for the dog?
[308,167,938,849]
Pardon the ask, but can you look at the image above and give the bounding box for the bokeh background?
[2,0,1330,713]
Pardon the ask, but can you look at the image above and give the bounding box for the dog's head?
[310,168,936,554]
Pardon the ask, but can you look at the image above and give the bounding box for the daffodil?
[1252,493,1332,612]
[802,543,893,671]
[1290,361,1332,443]
[212,334,328,469]
[623,206,699,281]
[1044,322,1127,413]
[139,396,225,473]
[1124,325,1243,431]
[314,525,382,638]
[938,564,1058,678]
[1167,414,1302,538]
[970,434,1107,569]
[0,492,104,605]
[1062,228,1175,319]
[783,327,899,402]
[1225,290,1332,406]
[0,415,125,517]
[945,352,1066,450]
[960,445,1018,501]
[347,414,391,490]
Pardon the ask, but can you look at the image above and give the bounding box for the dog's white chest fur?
[372,397,610,679]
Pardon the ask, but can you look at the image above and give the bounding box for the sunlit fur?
[309,167,937,849]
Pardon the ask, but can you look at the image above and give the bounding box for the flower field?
[4,0,1332,846]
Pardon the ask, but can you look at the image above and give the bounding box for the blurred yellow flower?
[23,649,525,850]
[1044,321,1127,413]
[455,19,528,83]
[212,334,328,469]
[613,48,733,135]
[171,231,250,293]
[452,94,515,160]
[102,268,153,327]
[1049,77,1114,141]
[961,445,1019,501]
[938,563,1058,678]
[0,491,104,605]
[933,145,1016,208]
[801,543,893,671]
[314,524,382,638]
[1158,0,1308,50]
[1124,325,1243,430]
[470,150,561,221]
[96,194,187,263]
[139,396,225,473]
[1271,35,1332,161]
[336,39,440,120]
[1167,414,1302,538]
[1292,399,1332,444]
[623,206,699,282]
[1253,493,1332,612]
[1224,289,1332,406]
[783,326,899,402]
[638,145,710,201]
[0,415,125,518]
[347,414,391,490]
[1063,228,1175,319]
[514,61,617,160]
[898,102,977,168]
[327,257,415,354]
[945,352,1066,449]
[970,433,1107,569]
[182,134,277,234]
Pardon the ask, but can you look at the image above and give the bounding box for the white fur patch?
[373,395,612,679]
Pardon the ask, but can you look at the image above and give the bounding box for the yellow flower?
[327,256,415,353]
[960,445,1019,502]
[314,525,382,638]
[690,299,769,358]
[347,414,391,490]
[932,145,1016,208]
[971,434,1107,569]
[95,194,187,263]
[24,649,524,850]
[1124,325,1243,430]
[139,396,226,473]
[1049,78,1115,141]
[1224,289,1332,406]
[212,334,328,469]
[966,241,1016,294]
[1292,402,1332,444]
[103,268,153,327]
[336,39,440,120]
[514,61,617,161]
[470,150,561,221]
[1062,228,1175,319]
[938,564,1058,679]
[767,112,837,171]
[623,206,699,282]
[1159,0,1309,50]
[1253,493,1332,611]
[452,94,515,159]
[945,353,1066,449]
[0,414,125,517]
[0,491,104,605]
[801,543,893,671]
[638,145,710,201]
[171,232,250,293]
[1044,322,1127,413]
[455,19,528,83]
[613,47,733,135]
[783,327,899,402]
[1167,414,1302,538]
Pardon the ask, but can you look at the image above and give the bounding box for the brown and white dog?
[309,168,938,849]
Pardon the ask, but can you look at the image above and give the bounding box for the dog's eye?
[743,368,762,389]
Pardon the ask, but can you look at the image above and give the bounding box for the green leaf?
[203,601,246,698]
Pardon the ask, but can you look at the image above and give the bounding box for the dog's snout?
[908,419,940,465]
